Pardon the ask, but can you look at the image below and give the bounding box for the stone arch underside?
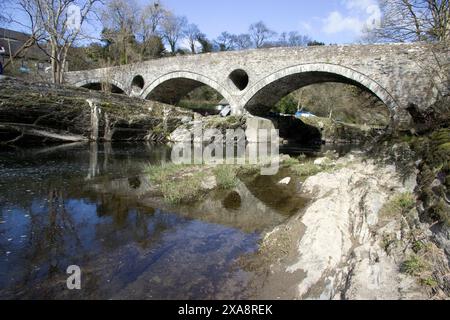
[242,63,399,116]
[142,72,234,107]
[74,78,127,94]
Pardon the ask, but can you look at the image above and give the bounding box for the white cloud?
[343,0,376,11]
[322,11,363,34]
[300,22,312,32]
[322,0,381,35]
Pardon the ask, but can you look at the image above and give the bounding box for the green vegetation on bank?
[281,155,343,181]
[378,192,447,291]
[405,128,450,226]
[146,163,241,204]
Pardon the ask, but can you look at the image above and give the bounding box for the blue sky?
[160,0,381,44]
[4,0,381,45]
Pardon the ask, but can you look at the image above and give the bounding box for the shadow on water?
[0,142,358,299]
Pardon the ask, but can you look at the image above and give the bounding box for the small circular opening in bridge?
[131,75,145,92]
[228,69,249,91]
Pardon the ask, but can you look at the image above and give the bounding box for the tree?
[287,31,311,47]
[184,23,201,54]
[233,33,253,50]
[215,31,235,51]
[249,21,276,48]
[140,1,165,36]
[197,34,213,53]
[273,95,299,114]
[307,40,325,46]
[364,0,450,43]
[160,13,187,54]
[277,31,311,47]
[138,1,166,59]
[16,0,99,84]
[102,0,139,65]
[0,0,11,26]
[3,0,47,70]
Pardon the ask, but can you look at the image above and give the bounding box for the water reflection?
[0,143,297,299]
[0,142,357,299]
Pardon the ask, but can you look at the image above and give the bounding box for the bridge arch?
[141,71,235,107]
[241,63,399,115]
[74,78,127,94]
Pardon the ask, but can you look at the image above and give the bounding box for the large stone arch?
[141,71,235,107]
[73,78,127,94]
[240,63,399,115]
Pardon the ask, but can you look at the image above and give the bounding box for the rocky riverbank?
[241,153,449,300]
[0,76,195,144]
[1,77,381,146]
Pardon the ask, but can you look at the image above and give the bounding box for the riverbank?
[0,77,195,144]
[241,153,449,300]
[136,148,449,299]
[1,77,383,146]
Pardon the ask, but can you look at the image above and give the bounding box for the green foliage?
[160,174,205,204]
[214,165,238,189]
[273,95,298,114]
[380,192,416,218]
[401,255,428,276]
[412,240,426,254]
[289,161,324,178]
[147,163,206,204]
[421,277,438,288]
[409,127,450,225]
[282,156,301,166]
[307,40,325,46]
[147,163,187,184]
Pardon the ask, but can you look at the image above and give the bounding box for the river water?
[0,142,356,299]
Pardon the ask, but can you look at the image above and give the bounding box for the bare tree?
[3,0,46,70]
[139,1,165,36]
[15,0,99,84]
[0,0,11,26]
[137,1,166,60]
[160,12,187,54]
[364,0,450,42]
[249,21,276,48]
[277,31,311,47]
[233,33,253,50]
[288,31,311,47]
[215,31,235,51]
[184,23,201,54]
[102,0,139,65]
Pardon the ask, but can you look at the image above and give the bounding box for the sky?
[3,0,382,45]
[159,0,381,44]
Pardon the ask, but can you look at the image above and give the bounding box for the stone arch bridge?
[65,43,446,123]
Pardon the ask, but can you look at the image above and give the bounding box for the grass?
[421,277,439,288]
[380,192,416,219]
[401,255,428,276]
[289,160,325,179]
[160,174,205,204]
[147,163,241,204]
[147,163,207,204]
[147,163,188,184]
[213,165,238,189]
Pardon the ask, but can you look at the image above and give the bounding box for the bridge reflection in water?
[0,142,361,299]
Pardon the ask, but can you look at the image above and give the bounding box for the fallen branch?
[0,122,88,143]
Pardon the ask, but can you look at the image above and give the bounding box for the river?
[0,142,357,299]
